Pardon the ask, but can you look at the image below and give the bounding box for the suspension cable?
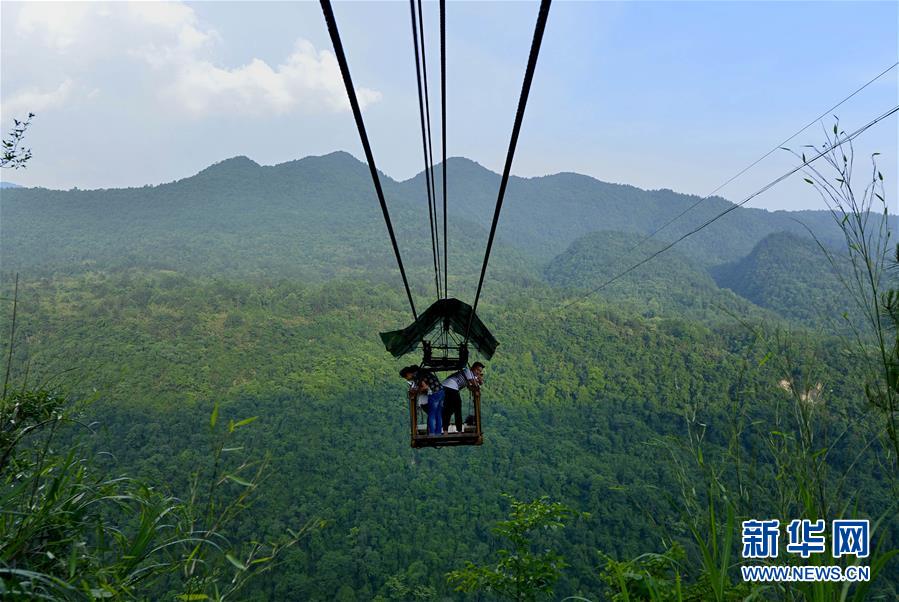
[440,0,448,299]
[559,104,899,310]
[465,0,552,341]
[320,0,418,320]
[417,0,442,300]
[409,0,442,300]
[622,61,899,258]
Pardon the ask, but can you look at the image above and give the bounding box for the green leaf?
[68,544,77,579]
[226,553,247,571]
[226,474,253,487]
[177,595,210,601]
[229,416,258,433]
[210,402,219,429]
[250,556,274,565]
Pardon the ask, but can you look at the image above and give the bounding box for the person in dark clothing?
[441,362,484,433]
[400,365,445,435]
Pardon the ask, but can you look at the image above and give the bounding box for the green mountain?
[400,157,855,264]
[0,152,532,305]
[2,152,407,278]
[544,230,770,322]
[1,152,867,282]
[712,231,849,326]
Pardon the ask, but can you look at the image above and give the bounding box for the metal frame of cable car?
[420,340,468,372]
[409,386,482,448]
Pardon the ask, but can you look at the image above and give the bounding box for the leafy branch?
[1,113,35,170]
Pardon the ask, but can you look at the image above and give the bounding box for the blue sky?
[1,1,896,212]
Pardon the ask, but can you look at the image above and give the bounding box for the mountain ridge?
[3,151,886,305]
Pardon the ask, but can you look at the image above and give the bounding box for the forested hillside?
[5,272,896,600]
[4,152,884,278]
[4,152,881,328]
[712,231,848,327]
[0,153,529,294]
[543,230,774,322]
[398,158,865,263]
[2,154,897,600]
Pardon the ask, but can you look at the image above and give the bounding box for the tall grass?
[600,127,899,601]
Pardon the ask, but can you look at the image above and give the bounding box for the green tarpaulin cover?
[379,298,498,359]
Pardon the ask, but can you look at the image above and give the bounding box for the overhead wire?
[440,0,448,300]
[559,103,899,310]
[409,0,442,301]
[417,0,443,301]
[319,0,418,320]
[464,0,552,343]
[622,61,899,258]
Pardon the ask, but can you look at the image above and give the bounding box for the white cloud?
[1,79,73,119]
[126,2,218,68]
[127,2,202,32]
[16,3,93,52]
[165,39,382,117]
[10,1,380,117]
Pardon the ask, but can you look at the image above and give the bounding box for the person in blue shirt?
[400,365,445,435]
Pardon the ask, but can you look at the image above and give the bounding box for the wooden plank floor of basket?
[411,432,483,448]
[409,388,483,448]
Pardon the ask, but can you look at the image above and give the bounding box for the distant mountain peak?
[320,150,360,162]
[196,156,260,177]
[217,155,259,167]
[0,181,23,189]
[444,156,491,170]
[404,156,499,185]
[274,150,366,170]
[268,151,406,186]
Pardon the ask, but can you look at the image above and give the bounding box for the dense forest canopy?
[2,153,897,600]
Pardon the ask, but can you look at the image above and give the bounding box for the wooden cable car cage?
[379,299,498,449]
[409,342,482,448]
[408,380,482,448]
